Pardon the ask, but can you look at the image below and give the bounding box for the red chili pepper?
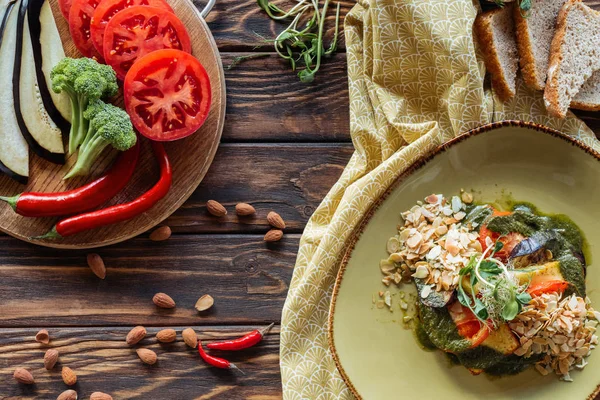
[36,142,172,239]
[206,323,274,351]
[0,142,140,217]
[198,340,244,374]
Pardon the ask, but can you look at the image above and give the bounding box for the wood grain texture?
[203,0,353,52]
[0,235,296,327]
[0,326,281,399]
[0,0,226,249]
[221,53,350,142]
[165,143,354,233]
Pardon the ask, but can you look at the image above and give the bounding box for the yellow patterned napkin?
[280,1,599,399]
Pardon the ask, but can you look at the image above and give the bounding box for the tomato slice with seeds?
[90,0,174,57]
[478,209,525,262]
[124,49,211,141]
[103,6,191,80]
[69,0,104,59]
[448,301,490,348]
[58,0,73,19]
[528,280,569,297]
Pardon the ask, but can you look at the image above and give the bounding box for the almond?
[87,253,106,279]
[267,211,285,229]
[195,294,214,312]
[152,292,176,308]
[44,349,59,370]
[126,325,147,345]
[62,366,77,386]
[150,226,171,241]
[13,368,34,384]
[35,329,50,344]
[136,348,157,365]
[57,389,78,400]
[156,329,177,343]
[182,328,198,348]
[90,393,112,400]
[235,203,256,216]
[264,229,283,242]
[207,200,227,217]
[90,392,112,400]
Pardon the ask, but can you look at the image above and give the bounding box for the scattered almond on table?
[206,200,227,217]
[195,294,214,312]
[44,349,59,370]
[13,368,34,384]
[267,211,285,229]
[235,202,256,216]
[87,253,106,279]
[150,225,172,241]
[264,229,283,242]
[35,328,50,344]
[57,389,78,400]
[62,366,77,386]
[156,328,177,343]
[136,348,158,365]
[152,292,176,309]
[182,328,198,348]
[90,392,113,400]
[126,325,147,345]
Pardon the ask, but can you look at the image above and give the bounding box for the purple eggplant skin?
[510,230,561,259]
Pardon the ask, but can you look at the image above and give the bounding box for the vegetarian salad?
[0,0,211,238]
[380,193,599,381]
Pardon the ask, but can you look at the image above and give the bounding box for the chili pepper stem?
[259,322,275,337]
[31,226,62,241]
[0,195,18,211]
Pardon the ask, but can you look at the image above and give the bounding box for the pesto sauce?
[417,303,471,353]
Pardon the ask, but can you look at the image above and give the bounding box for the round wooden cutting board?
[0,0,225,248]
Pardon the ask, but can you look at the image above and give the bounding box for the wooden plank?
[0,235,297,327]
[165,143,353,233]
[205,0,353,52]
[221,53,351,142]
[0,326,281,399]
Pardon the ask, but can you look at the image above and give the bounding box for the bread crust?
[475,7,515,102]
[571,100,600,111]
[514,5,545,90]
[544,0,588,118]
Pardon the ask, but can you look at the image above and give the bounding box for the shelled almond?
[156,329,177,343]
[207,200,227,217]
[236,203,256,216]
[136,348,157,365]
[62,366,77,386]
[57,390,78,400]
[264,229,283,242]
[126,326,147,345]
[87,253,106,279]
[44,349,59,370]
[267,211,285,229]
[150,226,172,241]
[182,328,198,348]
[153,292,176,309]
[90,392,113,400]
[13,368,34,384]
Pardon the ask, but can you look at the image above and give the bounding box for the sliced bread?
[572,71,600,111]
[514,0,567,90]
[544,0,600,118]
[475,5,519,101]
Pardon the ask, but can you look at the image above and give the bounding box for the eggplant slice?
[14,0,64,164]
[28,0,71,125]
[0,0,29,184]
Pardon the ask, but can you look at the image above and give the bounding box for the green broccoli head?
[51,57,119,155]
[64,100,137,179]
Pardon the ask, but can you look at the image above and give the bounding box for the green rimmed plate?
[329,121,600,400]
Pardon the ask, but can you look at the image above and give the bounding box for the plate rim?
[327,120,600,400]
[0,0,226,249]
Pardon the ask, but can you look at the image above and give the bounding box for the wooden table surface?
[3,1,600,399]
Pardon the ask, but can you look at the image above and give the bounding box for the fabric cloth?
[279,1,599,399]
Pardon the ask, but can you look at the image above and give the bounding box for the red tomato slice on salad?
[90,0,174,56]
[478,210,525,261]
[103,6,191,80]
[528,280,569,297]
[448,301,490,348]
[69,0,104,59]
[58,0,73,19]
[124,49,211,141]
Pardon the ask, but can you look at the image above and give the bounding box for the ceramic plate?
[329,121,600,399]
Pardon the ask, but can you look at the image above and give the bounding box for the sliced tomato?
[69,0,104,59]
[448,301,490,348]
[58,0,73,19]
[124,49,211,141]
[528,280,569,297]
[478,210,525,261]
[103,6,191,80]
[90,0,174,56]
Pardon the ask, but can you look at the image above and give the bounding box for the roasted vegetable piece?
[50,57,118,154]
[64,99,136,179]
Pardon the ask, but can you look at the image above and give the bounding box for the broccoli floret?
[50,57,119,154]
[64,99,137,179]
